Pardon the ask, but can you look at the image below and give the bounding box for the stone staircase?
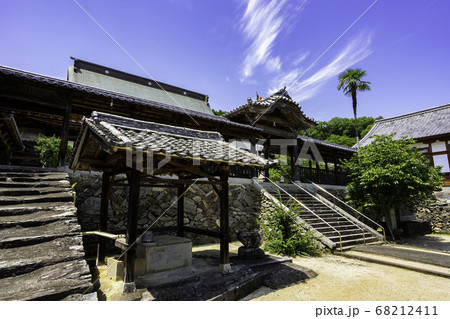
[0,167,96,300]
[269,189,382,251]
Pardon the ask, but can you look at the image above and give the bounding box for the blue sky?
[1,0,449,121]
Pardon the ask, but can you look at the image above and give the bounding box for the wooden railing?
[203,165,349,185]
[203,165,261,179]
[298,166,350,186]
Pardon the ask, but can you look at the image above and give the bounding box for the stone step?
[302,217,350,224]
[0,201,75,217]
[0,219,81,248]
[0,259,93,300]
[313,224,363,233]
[321,228,374,237]
[0,180,71,189]
[0,235,85,278]
[0,175,69,183]
[336,241,383,252]
[0,207,77,228]
[0,172,67,178]
[327,232,376,242]
[300,212,345,219]
[0,192,73,205]
[334,236,381,249]
[0,187,71,196]
[308,219,356,227]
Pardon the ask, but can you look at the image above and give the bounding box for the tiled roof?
[297,135,357,153]
[0,65,262,133]
[359,103,450,147]
[225,88,316,124]
[73,112,270,169]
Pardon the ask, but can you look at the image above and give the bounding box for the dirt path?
[246,253,450,301]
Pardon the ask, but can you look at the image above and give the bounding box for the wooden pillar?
[177,185,185,237]
[264,139,270,181]
[58,101,72,167]
[97,172,111,265]
[123,168,141,285]
[292,142,300,181]
[334,155,338,185]
[316,160,320,183]
[308,159,313,181]
[250,139,257,178]
[219,167,230,270]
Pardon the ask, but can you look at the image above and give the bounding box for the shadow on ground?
[397,234,450,253]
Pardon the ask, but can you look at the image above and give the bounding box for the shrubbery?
[259,195,321,257]
[34,135,73,168]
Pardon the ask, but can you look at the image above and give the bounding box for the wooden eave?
[0,72,263,140]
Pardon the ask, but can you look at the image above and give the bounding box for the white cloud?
[269,33,373,101]
[266,56,282,72]
[239,0,307,82]
[292,51,309,66]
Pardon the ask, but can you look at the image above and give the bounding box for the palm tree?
[337,68,371,149]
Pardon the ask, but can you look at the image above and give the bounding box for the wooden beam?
[97,172,111,265]
[181,226,221,238]
[254,124,297,138]
[264,139,270,181]
[169,160,218,180]
[177,185,186,237]
[58,101,72,167]
[292,143,300,181]
[219,167,230,266]
[123,168,141,284]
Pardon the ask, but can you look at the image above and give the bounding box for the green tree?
[337,68,371,149]
[212,109,226,116]
[301,116,381,147]
[341,134,443,229]
[34,135,73,168]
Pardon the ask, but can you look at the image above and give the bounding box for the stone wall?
[415,191,450,234]
[70,172,331,255]
[69,173,262,254]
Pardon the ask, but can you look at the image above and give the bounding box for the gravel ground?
[246,235,450,301]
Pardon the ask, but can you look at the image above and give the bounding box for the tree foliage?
[337,68,371,148]
[259,195,321,257]
[34,135,73,168]
[302,116,381,147]
[211,109,226,116]
[341,134,443,223]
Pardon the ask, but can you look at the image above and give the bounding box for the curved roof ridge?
[359,102,450,147]
[375,103,450,123]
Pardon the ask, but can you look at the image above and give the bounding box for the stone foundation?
[70,172,262,254]
[415,190,450,234]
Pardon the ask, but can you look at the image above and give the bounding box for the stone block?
[134,258,147,276]
[135,235,192,273]
[107,258,124,281]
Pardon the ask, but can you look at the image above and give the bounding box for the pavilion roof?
[71,112,271,173]
[225,88,316,137]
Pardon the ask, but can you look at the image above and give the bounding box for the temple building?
[0,58,355,185]
[359,104,450,186]
[1,58,379,297]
